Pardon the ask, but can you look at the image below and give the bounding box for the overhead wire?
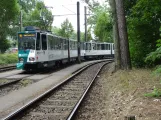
[62,5,76,14]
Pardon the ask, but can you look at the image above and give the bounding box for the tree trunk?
[109,0,121,70]
[115,0,132,70]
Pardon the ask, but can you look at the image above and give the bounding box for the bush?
[0,53,18,65]
[145,47,161,67]
[144,87,161,97]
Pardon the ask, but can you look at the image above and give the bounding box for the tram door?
[36,33,48,62]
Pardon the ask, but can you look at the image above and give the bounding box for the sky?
[43,0,105,32]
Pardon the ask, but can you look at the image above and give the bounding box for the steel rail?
[0,66,16,72]
[2,60,112,120]
[3,60,108,120]
[67,62,109,120]
[0,79,21,89]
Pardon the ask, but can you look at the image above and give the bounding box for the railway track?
[3,60,111,120]
[0,79,21,89]
[0,61,95,97]
[0,67,58,97]
[0,66,16,73]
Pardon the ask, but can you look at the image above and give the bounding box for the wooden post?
[124,116,135,120]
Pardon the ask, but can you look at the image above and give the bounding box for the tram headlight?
[19,58,24,63]
[29,57,35,61]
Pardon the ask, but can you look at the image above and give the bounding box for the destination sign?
[24,34,35,37]
[19,33,36,38]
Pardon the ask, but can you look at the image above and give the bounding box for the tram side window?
[72,41,74,50]
[73,41,76,50]
[58,38,61,49]
[80,42,84,50]
[48,35,51,50]
[101,44,105,50]
[86,43,91,50]
[36,33,41,50]
[105,44,107,50]
[54,37,58,50]
[69,41,71,50]
[41,34,47,50]
[51,36,54,50]
[75,41,77,50]
[53,36,57,50]
[60,39,63,50]
[92,43,96,50]
[108,44,111,50]
[97,44,101,50]
[56,38,59,50]
[74,41,76,50]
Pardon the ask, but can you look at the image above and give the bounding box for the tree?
[18,0,37,13]
[58,18,74,38]
[52,26,89,41]
[94,11,112,42]
[85,0,112,42]
[126,0,161,67]
[52,26,60,35]
[25,1,53,31]
[115,0,131,70]
[108,0,121,70]
[87,27,92,41]
[0,0,19,52]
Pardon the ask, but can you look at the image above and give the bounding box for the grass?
[0,79,8,84]
[109,68,161,98]
[144,66,161,98]
[144,87,161,97]
[0,52,18,66]
[20,79,33,87]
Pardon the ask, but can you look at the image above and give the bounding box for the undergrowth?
[0,52,18,65]
[144,87,161,97]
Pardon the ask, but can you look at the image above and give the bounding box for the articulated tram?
[16,26,114,71]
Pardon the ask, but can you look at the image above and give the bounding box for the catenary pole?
[77,1,81,63]
[84,6,87,42]
[20,10,23,32]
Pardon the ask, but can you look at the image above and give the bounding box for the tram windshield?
[18,33,36,50]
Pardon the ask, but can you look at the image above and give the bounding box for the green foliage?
[0,39,11,53]
[144,87,161,97]
[87,1,104,27]
[145,26,161,67]
[152,65,161,77]
[0,0,53,52]
[52,26,88,41]
[125,0,161,67]
[87,27,93,41]
[156,28,161,47]
[58,18,74,38]
[0,53,18,65]
[24,1,53,31]
[94,12,112,42]
[0,0,19,52]
[145,47,161,66]
[156,39,161,48]
[18,0,37,13]
[70,32,77,40]
[87,1,111,42]
[52,26,60,35]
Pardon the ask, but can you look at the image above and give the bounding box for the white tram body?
[17,26,114,71]
[84,41,114,59]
